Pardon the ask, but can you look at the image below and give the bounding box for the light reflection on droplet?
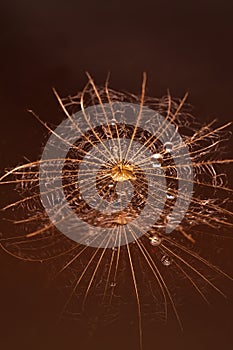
[166,194,175,200]
[164,142,173,153]
[151,153,162,168]
[161,255,172,266]
[150,234,162,246]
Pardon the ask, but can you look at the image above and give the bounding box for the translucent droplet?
[151,153,162,168]
[152,162,161,168]
[110,118,117,125]
[150,235,162,246]
[166,194,175,200]
[151,153,162,161]
[161,255,172,266]
[164,142,173,153]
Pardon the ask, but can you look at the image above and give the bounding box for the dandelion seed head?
[0,74,232,346]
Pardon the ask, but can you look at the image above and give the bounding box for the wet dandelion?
[0,73,233,349]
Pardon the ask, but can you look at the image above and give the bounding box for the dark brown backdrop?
[0,1,232,350]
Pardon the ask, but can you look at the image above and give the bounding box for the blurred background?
[0,1,232,349]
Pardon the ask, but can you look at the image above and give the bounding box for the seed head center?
[111,162,136,182]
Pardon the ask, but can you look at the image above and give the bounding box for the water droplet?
[164,142,173,153]
[151,153,162,168]
[110,118,117,125]
[151,153,162,161]
[152,162,161,168]
[150,235,162,246]
[166,194,175,200]
[161,255,172,266]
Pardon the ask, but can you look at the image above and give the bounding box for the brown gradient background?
[0,1,233,350]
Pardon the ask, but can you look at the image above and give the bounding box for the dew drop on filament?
[150,234,162,246]
[151,153,163,168]
[164,142,173,153]
[161,255,172,266]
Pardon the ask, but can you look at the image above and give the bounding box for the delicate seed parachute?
[0,74,233,349]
